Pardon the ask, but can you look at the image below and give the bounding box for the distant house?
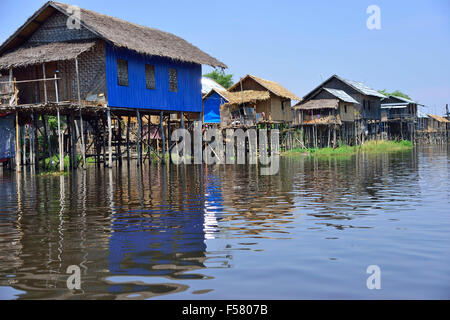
[0,1,226,114]
[201,77,226,124]
[202,88,229,124]
[293,87,359,147]
[381,95,418,140]
[296,75,386,145]
[220,74,300,127]
[426,114,449,133]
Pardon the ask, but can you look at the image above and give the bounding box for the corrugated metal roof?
[202,77,226,94]
[323,88,359,104]
[389,95,416,104]
[341,78,386,98]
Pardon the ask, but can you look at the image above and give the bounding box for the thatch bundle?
[220,90,270,107]
[427,114,449,123]
[302,114,342,125]
[228,74,300,101]
[0,41,96,69]
[294,99,339,110]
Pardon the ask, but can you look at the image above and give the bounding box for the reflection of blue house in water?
[108,171,224,294]
[203,172,224,239]
[0,113,15,163]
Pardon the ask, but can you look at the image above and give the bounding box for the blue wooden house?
[0,1,227,168]
[0,1,226,115]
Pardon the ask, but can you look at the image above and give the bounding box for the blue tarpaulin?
[0,114,15,161]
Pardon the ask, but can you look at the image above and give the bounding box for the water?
[0,146,449,299]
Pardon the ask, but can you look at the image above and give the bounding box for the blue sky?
[1,0,449,114]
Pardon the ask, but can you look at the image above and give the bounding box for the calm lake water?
[0,146,449,299]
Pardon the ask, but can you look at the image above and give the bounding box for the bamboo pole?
[117,116,122,166]
[75,58,86,169]
[107,108,112,168]
[55,74,64,171]
[126,116,130,162]
[180,112,184,163]
[147,115,151,164]
[160,111,166,164]
[14,77,21,172]
[42,63,47,103]
[137,109,142,165]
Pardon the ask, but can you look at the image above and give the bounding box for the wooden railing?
[0,74,61,107]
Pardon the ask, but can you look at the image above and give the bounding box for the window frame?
[117,58,129,87]
[145,64,156,90]
[168,68,178,92]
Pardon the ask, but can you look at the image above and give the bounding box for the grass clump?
[282,140,413,157]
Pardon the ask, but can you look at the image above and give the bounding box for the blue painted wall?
[203,91,227,123]
[105,44,202,112]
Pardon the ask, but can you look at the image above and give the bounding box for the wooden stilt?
[57,108,64,171]
[160,111,166,164]
[167,114,172,163]
[42,115,52,169]
[75,58,86,169]
[180,112,184,162]
[117,116,122,166]
[107,108,112,168]
[147,115,151,164]
[15,111,21,172]
[21,125,26,166]
[126,116,131,162]
[69,114,77,169]
[33,114,39,171]
[136,109,142,165]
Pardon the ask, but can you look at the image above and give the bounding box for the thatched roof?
[228,74,300,101]
[0,1,226,68]
[294,99,339,110]
[221,90,270,107]
[0,41,96,69]
[427,114,449,123]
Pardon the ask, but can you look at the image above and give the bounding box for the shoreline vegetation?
[282,140,413,157]
[33,140,413,176]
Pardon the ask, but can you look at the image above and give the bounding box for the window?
[344,105,347,113]
[145,64,156,90]
[169,68,178,92]
[117,59,128,86]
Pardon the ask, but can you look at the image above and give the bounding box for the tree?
[378,89,411,100]
[203,69,234,89]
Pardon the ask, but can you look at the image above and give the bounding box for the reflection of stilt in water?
[57,175,65,285]
[79,171,88,285]
[137,165,144,207]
